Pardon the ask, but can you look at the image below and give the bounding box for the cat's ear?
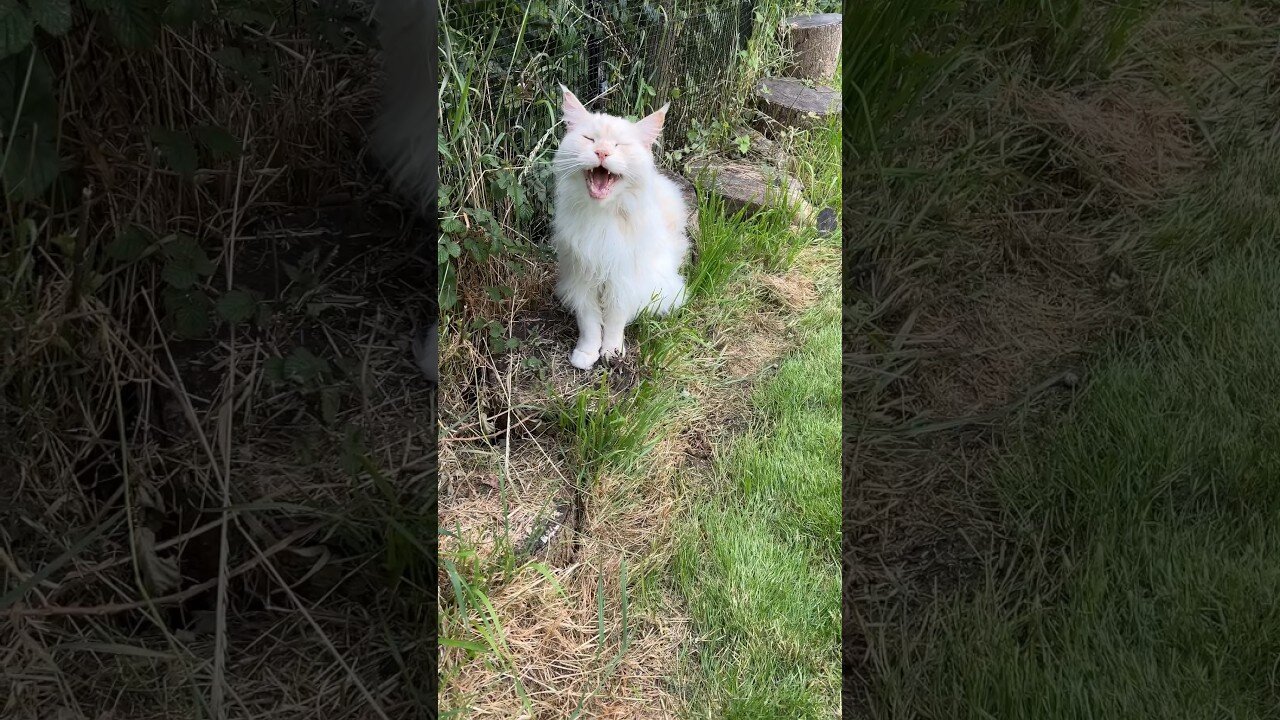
[634,103,669,146]
[559,84,591,130]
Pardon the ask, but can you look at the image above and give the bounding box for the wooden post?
[755,77,840,130]
[784,13,841,82]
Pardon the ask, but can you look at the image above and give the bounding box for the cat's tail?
[650,275,687,316]
[370,0,435,219]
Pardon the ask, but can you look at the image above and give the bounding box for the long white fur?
[552,86,690,370]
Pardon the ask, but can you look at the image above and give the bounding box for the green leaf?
[1,122,60,201]
[163,0,210,27]
[223,7,274,27]
[162,288,212,339]
[283,347,326,383]
[212,46,274,97]
[105,225,153,262]
[28,0,72,36]
[150,127,198,178]
[191,124,241,161]
[161,261,198,289]
[101,0,162,49]
[438,637,491,653]
[263,356,286,384]
[0,47,58,126]
[162,235,215,275]
[0,1,33,62]
[215,289,255,324]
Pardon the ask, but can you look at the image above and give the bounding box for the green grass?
[674,295,841,718]
[868,128,1280,720]
[848,1,1280,716]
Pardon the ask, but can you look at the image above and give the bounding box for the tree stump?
[734,126,788,167]
[784,13,842,81]
[755,77,839,131]
[685,158,815,228]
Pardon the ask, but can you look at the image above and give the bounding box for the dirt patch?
[1017,82,1199,202]
[911,270,1121,419]
[438,440,579,569]
[760,266,819,311]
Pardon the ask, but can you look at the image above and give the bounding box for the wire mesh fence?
[438,0,832,312]
[440,0,760,223]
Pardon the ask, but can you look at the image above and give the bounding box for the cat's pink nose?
[595,149,611,163]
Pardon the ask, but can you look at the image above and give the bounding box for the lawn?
[848,1,1280,717]
[674,294,842,717]
[437,115,841,716]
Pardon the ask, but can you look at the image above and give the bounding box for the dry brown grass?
[2,10,436,720]
[437,232,834,716]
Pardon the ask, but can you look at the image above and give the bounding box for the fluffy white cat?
[552,86,690,370]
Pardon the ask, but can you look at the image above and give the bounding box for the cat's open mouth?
[584,167,621,200]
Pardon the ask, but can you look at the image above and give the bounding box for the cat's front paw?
[570,348,599,370]
[600,341,626,361]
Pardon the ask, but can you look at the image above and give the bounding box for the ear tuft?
[560,84,590,130]
[633,102,669,146]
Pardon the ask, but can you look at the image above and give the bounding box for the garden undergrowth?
[438,116,841,717]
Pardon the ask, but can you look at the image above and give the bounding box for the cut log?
[733,126,788,167]
[685,158,815,228]
[785,13,842,81]
[755,77,839,130]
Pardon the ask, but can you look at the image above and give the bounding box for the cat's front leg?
[571,306,604,370]
[600,302,628,361]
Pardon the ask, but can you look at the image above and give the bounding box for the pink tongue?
[587,169,612,198]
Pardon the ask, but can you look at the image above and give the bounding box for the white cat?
[551,86,690,370]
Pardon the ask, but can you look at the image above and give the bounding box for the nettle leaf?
[100,0,163,49]
[161,261,198,289]
[105,225,154,262]
[222,6,275,27]
[215,288,255,324]
[212,46,274,97]
[150,127,198,177]
[162,234,216,274]
[1,127,60,201]
[0,1,33,62]
[439,264,457,312]
[263,356,286,384]
[160,234,215,288]
[283,347,328,384]
[191,124,241,161]
[163,0,211,27]
[28,0,72,36]
[0,47,58,125]
[162,287,213,339]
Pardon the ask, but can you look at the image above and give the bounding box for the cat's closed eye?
[583,135,595,141]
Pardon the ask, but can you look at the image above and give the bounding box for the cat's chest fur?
[555,189,675,278]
